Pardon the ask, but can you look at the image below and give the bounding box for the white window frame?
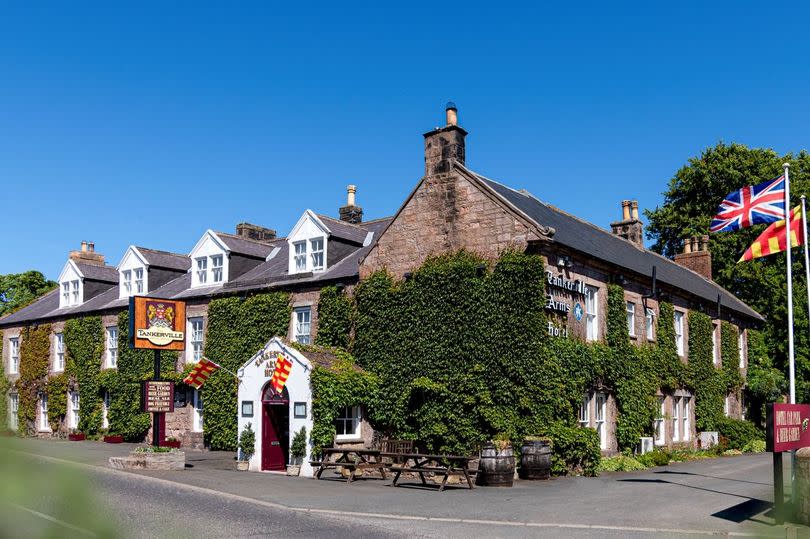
[192,389,204,432]
[39,394,50,432]
[71,280,80,304]
[9,337,19,375]
[712,323,720,366]
[594,392,607,450]
[674,311,684,356]
[106,327,118,368]
[578,394,590,428]
[9,394,18,431]
[294,307,312,345]
[672,396,681,442]
[310,237,325,271]
[738,330,745,368]
[102,391,110,429]
[122,269,132,295]
[62,282,70,305]
[626,301,636,337]
[682,396,691,441]
[196,257,208,285]
[211,255,224,283]
[654,396,665,446]
[54,333,65,372]
[188,317,204,364]
[134,267,144,294]
[68,390,80,429]
[335,405,361,440]
[293,241,307,272]
[645,308,655,340]
[724,395,730,417]
[585,286,598,342]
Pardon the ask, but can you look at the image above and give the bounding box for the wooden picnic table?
[311,448,387,484]
[383,452,477,491]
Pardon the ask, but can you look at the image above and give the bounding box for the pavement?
[1,437,808,538]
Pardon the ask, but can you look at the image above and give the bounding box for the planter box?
[160,440,181,449]
[103,435,124,444]
[286,464,301,476]
[237,461,250,471]
[68,433,86,441]
[109,451,185,471]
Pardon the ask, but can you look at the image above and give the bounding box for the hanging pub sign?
[142,380,175,413]
[766,402,810,452]
[129,296,186,350]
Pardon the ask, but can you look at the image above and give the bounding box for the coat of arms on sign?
[136,300,184,346]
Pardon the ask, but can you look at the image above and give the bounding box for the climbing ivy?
[314,286,353,349]
[686,311,725,431]
[304,343,379,454]
[15,324,51,435]
[203,292,291,450]
[64,317,105,434]
[655,302,686,391]
[721,321,744,393]
[0,330,7,431]
[45,373,70,431]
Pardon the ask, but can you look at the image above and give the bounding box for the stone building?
[0,104,761,461]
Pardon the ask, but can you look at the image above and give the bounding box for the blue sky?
[1,2,808,279]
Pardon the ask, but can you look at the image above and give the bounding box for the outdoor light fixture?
[556,255,573,269]
[403,272,413,281]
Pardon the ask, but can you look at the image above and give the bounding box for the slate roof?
[465,165,763,322]
[74,262,118,283]
[215,232,276,259]
[135,247,191,271]
[317,214,369,244]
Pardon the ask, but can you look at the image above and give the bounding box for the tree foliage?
[0,271,57,317]
[645,143,805,407]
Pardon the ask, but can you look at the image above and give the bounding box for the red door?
[261,404,286,471]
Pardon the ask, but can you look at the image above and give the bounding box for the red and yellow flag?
[270,354,293,393]
[182,357,221,389]
[739,205,804,262]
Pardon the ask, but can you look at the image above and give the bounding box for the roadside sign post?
[129,296,186,447]
[766,402,810,524]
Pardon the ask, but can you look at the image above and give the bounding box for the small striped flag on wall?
[182,357,221,389]
[739,205,804,262]
[271,354,293,393]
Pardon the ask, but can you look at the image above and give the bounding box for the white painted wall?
[116,247,148,299]
[57,261,84,308]
[237,337,315,476]
[287,211,330,275]
[189,231,229,287]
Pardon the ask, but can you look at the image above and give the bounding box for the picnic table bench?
[383,452,478,491]
[310,448,387,484]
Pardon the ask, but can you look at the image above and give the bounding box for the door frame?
[260,382,290,471]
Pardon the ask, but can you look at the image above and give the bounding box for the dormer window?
[294,241,307,271]
[71,280,80,304]
[196,257,208,284]
[310,237,324,271]
[211,255,223,283]
[134,268,144,293]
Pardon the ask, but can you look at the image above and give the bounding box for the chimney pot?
[347,184,357,207]
[446,101,458,126]
[81,241,88,252]
[683,238,692,254]
[88,242,95,252]
[631,200,639,220]
[621,200,631,221]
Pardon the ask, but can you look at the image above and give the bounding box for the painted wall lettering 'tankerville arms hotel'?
[0,104,761,473]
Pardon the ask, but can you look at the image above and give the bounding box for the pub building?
[0,104,761,472]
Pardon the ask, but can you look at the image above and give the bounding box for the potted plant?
[519,436,553,480]
[161,437,182,449]
[477,433,515,487]
[68,429,86,442]
[237,423,255,471]
[287,427,307,476]
[103,433,124,443]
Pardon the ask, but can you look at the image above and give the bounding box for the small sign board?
[766,402,810,452]
[142,381,175,413]
[129,296,186,350]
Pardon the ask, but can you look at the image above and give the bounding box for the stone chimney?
[69,241,105,266]
[674,235,712,280]
[423,101,467,176]
[339,184,363,224]
[610,200,644,247]
[235,223,277,242]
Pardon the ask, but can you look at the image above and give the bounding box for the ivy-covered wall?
[314,286,353,349]
[203,293,291,450]
[64,317,105,434]
[685,312,724,431]
[15,324,51,434]
[0,330,7,430]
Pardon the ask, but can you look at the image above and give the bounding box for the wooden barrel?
[519,439,552,480]
[477,442,515,487]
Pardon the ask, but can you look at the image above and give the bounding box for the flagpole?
[784,163,796,405]
[802,196,810,358]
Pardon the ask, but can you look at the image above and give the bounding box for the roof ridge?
[214,231,277,245]
[315,213,369,230]
[135,246,188,257]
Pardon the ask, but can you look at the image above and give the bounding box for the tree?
[645,143,810,411]
[0,271,57,317]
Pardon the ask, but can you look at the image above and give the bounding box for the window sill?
[335,437,363,444]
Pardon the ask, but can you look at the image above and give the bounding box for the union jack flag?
[710,175,786,233]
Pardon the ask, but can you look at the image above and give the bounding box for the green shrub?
[597,454,646,473]
[290,426,307,461]
[741,439,766,453]
[546,424,601,477]
[637,450,670,467]
[238,423,256,461]
[716,417,762,451]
